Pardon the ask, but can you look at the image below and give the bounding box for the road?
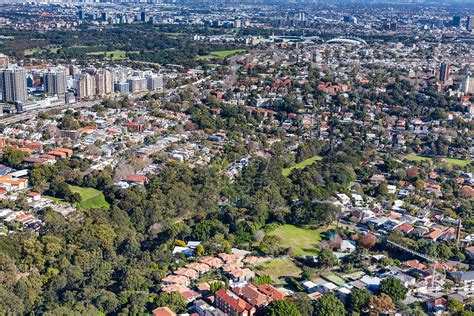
[0,75,212,125]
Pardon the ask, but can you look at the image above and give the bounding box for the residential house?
[214,289,256,316]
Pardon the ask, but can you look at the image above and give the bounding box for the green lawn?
[197,49,247,60]
[69,185,110,209]
[403,154,431,162]
[404,154,471,167]
[86,50,139,60]
[24,45,60,56]
[268,224,323,256]
[256,257,302,285]
[443,158,472,167]
[210,49,246,58]
[282,155,323,176]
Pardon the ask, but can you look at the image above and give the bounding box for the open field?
[256,257,302,285]
[198,49,246,60]
[86,50,139,60]
[268,224,323,256]
[24,45,61,56]
[69,185,110,209]
[282,155,323,176]
[404,154,471,167]
[210,49,246,58]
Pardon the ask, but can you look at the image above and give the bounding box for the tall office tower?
[298,11,306,22]
[114,81,130,94]
[44,69,67,96]
[0,54,9,69]
[78,9,84,20]
[467,16,474,30]
[146,74,163,91]
[140,11,148,22]
[95,70,114,95]
[233,19,242,28]
[452,16,461,27]
[101,12,108,22]
[461,75,474,94]
[128,77,147,93]
[438,63,450,82]
[0,66,27,103]
[76,73,96,99]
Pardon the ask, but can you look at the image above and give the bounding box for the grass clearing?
[210,49,246,58]
[443,158,471,168]
[69,185,110,209]
[86,50,139,60]
[268,224,323,256]
[256,257,302,285]
[282,155,322,176]
[404,154,471,167]
[198,49,246,60]
[24,45,60,56]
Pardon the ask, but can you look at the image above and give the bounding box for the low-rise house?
[194,299,226,316]
[174,267,199,279]
[228,268,255,283]
[340,240,356,253]
[394,273,416,288]
[162,275,190,287]
[257,284,285,301]
[214,288,255,316]
[152,307,176,316]
[232,284,271,307]
[426,297,447,315]
[199,256,223,268]
[185,262,211,274]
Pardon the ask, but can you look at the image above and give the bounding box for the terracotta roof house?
[215,289,255,316]
[228,268,255,283]
[124,174,148,184]
[162,275,190,286]
[199,256,223,268]
[152,307,176,316]
[424,229,445,242]
[402,260,426,270]
[174,267,199,279]
[257,284,285,301]
[232,284,271,307]
[218,253,244,263]
[185,262,211,273]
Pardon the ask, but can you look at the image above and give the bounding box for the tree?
[264,300,301,316]
[379,277,408,302]
[1,147,29,168]
[347,288,372,312]
[210,281,225,293]
[292,292,314,316]
[154,292,187,313]
[358,233,376,250]
[370,293,394,314]
[196,244,204,256]
[317,248,338,269]
[313,293,345,316]
[447,298,464,315]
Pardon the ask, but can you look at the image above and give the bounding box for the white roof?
[302,280,318,289]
